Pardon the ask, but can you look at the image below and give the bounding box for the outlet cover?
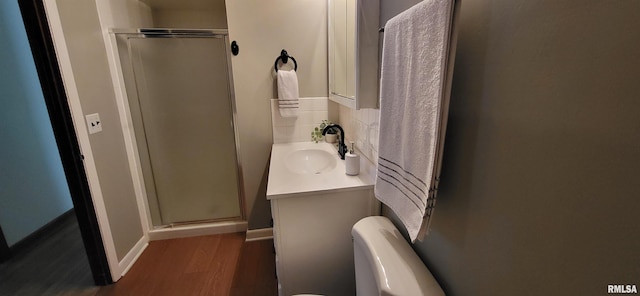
[85,113,102,134]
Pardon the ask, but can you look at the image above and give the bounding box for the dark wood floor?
[0,214,276,296]
[98,234,277,296]
[0,213,98,296]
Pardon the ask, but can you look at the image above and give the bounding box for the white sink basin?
[267,142,375,198]
[285,149,337,174]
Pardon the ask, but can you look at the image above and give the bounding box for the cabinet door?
[328,0,380,110]
[272,189,376,296]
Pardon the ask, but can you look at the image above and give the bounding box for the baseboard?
[118,236,148,278]
[245,227,273,242]
[148,221,248,241]
[7,209,75,258]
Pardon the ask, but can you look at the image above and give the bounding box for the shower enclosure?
[112,29,243,227]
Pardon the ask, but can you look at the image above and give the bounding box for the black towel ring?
[274,49,297,72]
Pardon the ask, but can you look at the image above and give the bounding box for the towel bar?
[274,49,297,72]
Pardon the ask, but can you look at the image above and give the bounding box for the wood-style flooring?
[98,233,277,296]
[0,214,275,296]
[0,213,98,296]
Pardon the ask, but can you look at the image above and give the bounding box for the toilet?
[295,216,444,296]
[352,216,445,296]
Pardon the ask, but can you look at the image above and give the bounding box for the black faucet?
[322,124,348,160]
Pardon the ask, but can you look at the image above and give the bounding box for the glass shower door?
[127,35,241,225]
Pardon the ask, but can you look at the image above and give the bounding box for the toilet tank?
[352,216,445,296]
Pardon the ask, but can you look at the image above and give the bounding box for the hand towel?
[375,0,454,242]
[277,69,299,118]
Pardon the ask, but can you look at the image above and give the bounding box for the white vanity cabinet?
[267,142,379,296]
[271,189,377,296]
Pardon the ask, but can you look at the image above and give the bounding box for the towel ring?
[274,49,297,72]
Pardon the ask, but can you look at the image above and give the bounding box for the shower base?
[148,220,247,241]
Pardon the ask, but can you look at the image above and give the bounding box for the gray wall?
[56,0,144,261]
[383,0,640,294]
[0,0,73,246]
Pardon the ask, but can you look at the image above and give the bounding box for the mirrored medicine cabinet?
[328,0,380,110]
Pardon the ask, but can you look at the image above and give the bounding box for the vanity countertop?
[266,142,375,200]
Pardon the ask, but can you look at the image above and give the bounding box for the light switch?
[85,113,102,134]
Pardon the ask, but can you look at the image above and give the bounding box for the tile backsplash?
[269,97,379,165]
[270,97,338,144]
[337,105,380,165]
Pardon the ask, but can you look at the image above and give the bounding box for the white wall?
[46,0,151,280]
[99,0,153,28]
[226,0,328,229]
[138,0,227,28]
[55,0,146,261]
[152,9,227,28]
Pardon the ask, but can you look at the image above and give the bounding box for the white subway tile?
[328,101,339,123]
[370,149,378,166]
[359,109,369,123]
[368,125,377,146]
[270,99,278,125]
[296,111,316,125]
[361,109,372,124]
[272,113,298,127]
[364,108,371,122]
[298,124,318,142]
[369,108,380,125]
[311,98,328,111]
[312,110,329,123]
[273,126,295,144]
[353,109,362,122]
[339,105,350,121]
[372,127,379,152]
[269,97,383,149]
[348,120,356,137]
[298,98,313,111]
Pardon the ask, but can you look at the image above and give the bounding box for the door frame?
[17,0,112,285]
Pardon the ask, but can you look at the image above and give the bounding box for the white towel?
[277,70,299,118]
[375,0,453,242]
